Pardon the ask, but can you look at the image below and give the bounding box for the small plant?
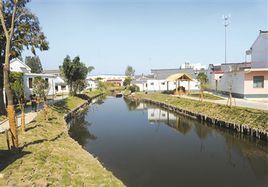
[196,72,208,102]
[33,76,49,121]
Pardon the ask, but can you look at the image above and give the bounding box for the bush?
[129,85,140,93]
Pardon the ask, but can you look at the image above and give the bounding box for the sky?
[23,0,268,75]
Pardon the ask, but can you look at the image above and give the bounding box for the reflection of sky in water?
[69,97,268,187]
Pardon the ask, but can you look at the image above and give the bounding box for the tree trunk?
[4,36,18,148]
[44,99,48,121]
[0,87,6,115]
[20,103,25,132]
[0,64,6,115]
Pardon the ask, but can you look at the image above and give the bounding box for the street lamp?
[222,14,231,64]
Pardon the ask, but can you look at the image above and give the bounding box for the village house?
[133,64,202,92]
[8,58,57,101]
[208,30,268,99]
[4,59,70,105]
[43,69,69,95]
[86,78,98,90]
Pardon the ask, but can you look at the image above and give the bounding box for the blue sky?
[24,0,268,75]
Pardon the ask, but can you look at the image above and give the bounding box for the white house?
[9,58,57,100]
[43,69,69,95]
[86,78,98,90]
[208,30,268,99]
[133,68,200,92]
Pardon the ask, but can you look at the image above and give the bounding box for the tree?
[227,65,238,108]
[0,0,49,116]
[197,72,208,102]
[25,56,43,73]
[61,56,92,95]
[125,65,135,77]
[10,72,26,132]
[32,76,49,121]
[0,0,20,148]
[123,76,132,87]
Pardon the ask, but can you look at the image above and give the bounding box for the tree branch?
[9,1,18,37]
[0,1,8,37]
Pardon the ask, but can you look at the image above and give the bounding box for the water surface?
[69,97,268,187]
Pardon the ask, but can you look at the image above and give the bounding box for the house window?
[55,86,58,91]
[253,76,264,88]
[45,78,49,83]
[161,82,165,85]
[150,82,154,86]
[61,85,66,91]
[29,78,33,88]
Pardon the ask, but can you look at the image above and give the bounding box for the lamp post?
[223,14,231,64]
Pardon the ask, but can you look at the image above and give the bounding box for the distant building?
[132,68,200,92]
[208,30,268,99]
[87,74,127,87]
[86,78,98,90]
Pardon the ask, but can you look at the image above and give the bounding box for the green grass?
[134,93,268,131]
[84,89,104,98]
[188,93,223,100]
[0,96,123,186]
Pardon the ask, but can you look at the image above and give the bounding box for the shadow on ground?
[0,150,31,171]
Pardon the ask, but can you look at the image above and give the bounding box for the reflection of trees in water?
[69,111,97,146]
[93,95,106,105]
[194,122,212,140]
[223,133,268,180]
[124,98,140,111]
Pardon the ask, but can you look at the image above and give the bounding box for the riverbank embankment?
[126,93,268,141]
[0,92,123,186]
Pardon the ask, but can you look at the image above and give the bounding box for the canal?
[69,96,268,187]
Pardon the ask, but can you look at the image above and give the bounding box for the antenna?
[222,14,231,64]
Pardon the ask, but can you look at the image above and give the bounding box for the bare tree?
[226,65,239,107]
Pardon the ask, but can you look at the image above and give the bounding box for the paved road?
[181,95,268,111]
[0,96,67,133]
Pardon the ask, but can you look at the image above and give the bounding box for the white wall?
[10,59,31,73]
[87,80,97,90]
[217,71,245,95]
[146,79,199,92]
[251,33,268,68]
[135,83,147,92]
[55,85,69,94]
[23,74,56,100]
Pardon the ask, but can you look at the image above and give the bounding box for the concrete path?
[0,96,67,133]
[181,95,268,111]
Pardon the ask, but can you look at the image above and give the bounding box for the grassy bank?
[134,93,268,132]
[84,89,104,98]
[188,93,223,100]
[0,93,123,186]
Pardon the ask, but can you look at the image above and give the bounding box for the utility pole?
[223,14,231,64]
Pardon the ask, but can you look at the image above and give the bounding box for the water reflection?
[69,97,268,187]
[69,111,97,146]
[125,99,268,179]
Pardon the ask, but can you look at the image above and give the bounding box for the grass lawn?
[84,89,104,98]
[134,93,268,131]
[0,96,123,186]
[188,93,223,100]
